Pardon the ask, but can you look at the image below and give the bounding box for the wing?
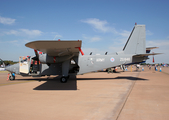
[25,40,82,56]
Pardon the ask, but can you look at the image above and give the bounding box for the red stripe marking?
[53,57,56,63]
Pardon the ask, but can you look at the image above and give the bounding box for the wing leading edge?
[25,40,82,56]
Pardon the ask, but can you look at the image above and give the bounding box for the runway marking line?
[115,72,140,120]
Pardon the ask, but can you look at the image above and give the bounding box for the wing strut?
[76,47,84,56]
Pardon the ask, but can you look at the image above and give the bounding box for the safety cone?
[159,67,162,72]
[7,73,9,81]
[142,67,144,71]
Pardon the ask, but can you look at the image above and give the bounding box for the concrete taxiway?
[0,66,169,120]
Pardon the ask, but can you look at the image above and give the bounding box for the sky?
[0,0,169,64]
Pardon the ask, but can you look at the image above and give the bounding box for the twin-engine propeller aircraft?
[5,24,161,83]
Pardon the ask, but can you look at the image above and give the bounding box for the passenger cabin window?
[20,56,30,64]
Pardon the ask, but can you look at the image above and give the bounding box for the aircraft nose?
[5,66,11,72]
[5,63,19,74]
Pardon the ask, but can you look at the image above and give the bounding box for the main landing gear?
[60,60,70,83]
[60,76,69,83]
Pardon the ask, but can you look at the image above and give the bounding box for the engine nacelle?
[39,54,74,64]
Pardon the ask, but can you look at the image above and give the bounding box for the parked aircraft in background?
[0,58,5,71]
[5,24,161,83]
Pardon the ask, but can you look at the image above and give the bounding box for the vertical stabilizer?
[123,25,146,54]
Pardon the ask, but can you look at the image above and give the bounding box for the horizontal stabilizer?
[134,53,162,57]
[146,47,159,50]
[146,47,159,53]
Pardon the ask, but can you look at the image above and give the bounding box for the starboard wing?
[25,40,82,56]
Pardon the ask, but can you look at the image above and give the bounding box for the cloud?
[81,18,131,38]
[91,37,101,42]
[5,30,19,35]
[20,29,42,36]
[0,16,16,25]
[146,30,153,35]
[81,18,116,33]
[0,40,18,43]
[53,34,62,40]
[146,40,169,47]
[9,40,18,43]
[119,30,130,37]
[82,34,101,42]
[4,29,43,36]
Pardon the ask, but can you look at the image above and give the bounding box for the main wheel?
[60,76,67,83]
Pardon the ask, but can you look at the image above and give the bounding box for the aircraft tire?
[9,75,15,81]
[60,76,67,83]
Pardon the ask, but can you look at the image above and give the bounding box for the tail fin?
[123,25,146,54]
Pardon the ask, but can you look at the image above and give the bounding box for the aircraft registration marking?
[120,58,130,61]
[96,58,105,62]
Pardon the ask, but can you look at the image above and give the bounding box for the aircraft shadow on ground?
[98,71,122,73]
[33,75,77,90]
[76,76,148,81]
[16,75,147,90]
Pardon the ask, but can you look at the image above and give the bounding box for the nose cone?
[5,66,11,72]
[5,63,19,74]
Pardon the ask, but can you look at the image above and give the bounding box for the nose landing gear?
[8,73,15,81]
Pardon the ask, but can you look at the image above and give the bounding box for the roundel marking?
[110,57,115,62]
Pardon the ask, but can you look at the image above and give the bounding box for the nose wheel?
[9,73,15,81]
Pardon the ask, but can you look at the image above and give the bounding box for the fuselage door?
[19,56,30,74]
